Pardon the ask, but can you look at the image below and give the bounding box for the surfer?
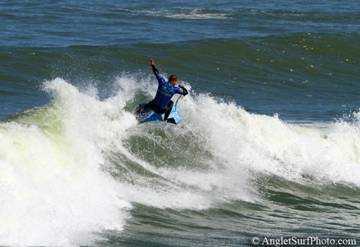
[144,59,188,120]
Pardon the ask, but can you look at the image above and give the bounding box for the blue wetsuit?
[148,64,187,114]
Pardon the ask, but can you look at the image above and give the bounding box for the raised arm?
[150,59,166,85]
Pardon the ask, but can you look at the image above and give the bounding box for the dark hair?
[168,74,177,82]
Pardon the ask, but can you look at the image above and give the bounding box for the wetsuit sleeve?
[175,85,188,96]
[151,64,166,85]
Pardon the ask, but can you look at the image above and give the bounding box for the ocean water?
[0,1,360,246]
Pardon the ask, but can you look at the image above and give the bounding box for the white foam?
[0,78,135,245]
[122,8,229,20]
[182,94,360,186]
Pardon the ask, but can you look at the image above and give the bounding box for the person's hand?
[179,85,188,96]
[150,59,155,66]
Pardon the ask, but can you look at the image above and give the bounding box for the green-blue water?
[0,1,360,246]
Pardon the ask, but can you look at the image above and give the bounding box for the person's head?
[168,74,177,85]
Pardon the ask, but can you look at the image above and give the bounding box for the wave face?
[1,76,360,245]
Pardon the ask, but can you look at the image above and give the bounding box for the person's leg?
[164,100,174,120]
[137,102,151,114]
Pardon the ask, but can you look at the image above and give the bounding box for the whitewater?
[0,75,360,245]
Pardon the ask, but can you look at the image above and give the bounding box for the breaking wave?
[1,75,360,245]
